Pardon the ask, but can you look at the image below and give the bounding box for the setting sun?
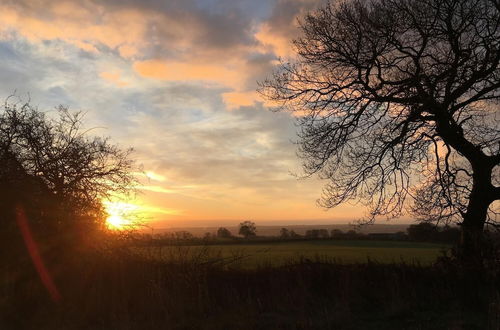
[104,201,140,230]
[106,214,128,230]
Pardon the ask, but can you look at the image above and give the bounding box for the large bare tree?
[260,0,500,259]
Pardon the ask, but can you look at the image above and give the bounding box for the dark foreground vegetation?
[2,242,500,330]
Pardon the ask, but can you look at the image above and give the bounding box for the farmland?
[138,239,450,268]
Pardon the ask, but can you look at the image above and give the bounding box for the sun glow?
[104,200,140,230]
[106,213,130,229]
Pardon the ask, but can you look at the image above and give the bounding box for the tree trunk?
[459,164,494,264]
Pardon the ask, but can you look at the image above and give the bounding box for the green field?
[140,240,450,268]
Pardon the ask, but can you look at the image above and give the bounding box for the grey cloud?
[242,52,279,90]
[136,103,300,189]
[0,40,77,107]
[265,0,322,38]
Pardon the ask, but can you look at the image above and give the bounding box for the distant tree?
[408,223,460,243]
[216,227,232,238]
[305,229,329,239]
[395,232,408,241]
[345,230,360,239]
[305,229,317,239]
[318,229,329,239]
[174,231,194,240]
[239,221,257,239]
[289,230,301,238]
[331,229,344,239]
[280,228,290,239]
[261,0,500,260]
[407,223,438,242]
[0,100,137,245]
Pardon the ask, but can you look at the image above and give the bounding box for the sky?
[0,0,376,227]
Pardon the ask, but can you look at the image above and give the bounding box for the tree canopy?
[239,221,257,238]
[261,0,500,258]
[0,100,137,241]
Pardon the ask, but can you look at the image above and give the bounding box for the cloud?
[254,0,320,58]
[0,2,150,57]
[138,185,176,194]
[0,0,322,109]
[0,0,369,224]
[144,171,167,182]
[222,91,260,109]
[100,71,129,87]
[133,59,242,88]
[255,23,295,58]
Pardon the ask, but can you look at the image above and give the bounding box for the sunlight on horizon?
[104,200,141,230]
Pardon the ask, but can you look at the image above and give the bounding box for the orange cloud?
[223,91,282,110]
[222,91,259,109]
[100,71,128,87]
[133,59,241,88]
[0,4,149,57]
[255,23,295,58]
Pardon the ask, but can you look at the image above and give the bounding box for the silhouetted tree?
[0,100,137,246]
[407,223,439,242]
[407,222,460,243]
[318,229,329,239]
[280,227,290,239]
[174,231,194,240]
[216,227,232,238]
[261,0,500,260]
[331,229,344,239]
[305,229,317,239]
[345,230,360,239]
[238,221,257,238]
[305,228,329,239]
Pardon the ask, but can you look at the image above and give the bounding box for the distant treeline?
[132,222,464,245]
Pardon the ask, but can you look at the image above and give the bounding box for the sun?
[106,214,128,229]
[103,200,138,230]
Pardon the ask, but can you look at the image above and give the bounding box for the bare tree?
[239,221,257,239]
[0,99,137,238]
[260,0,500,260]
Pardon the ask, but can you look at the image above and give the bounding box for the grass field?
[140,240,451,268]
